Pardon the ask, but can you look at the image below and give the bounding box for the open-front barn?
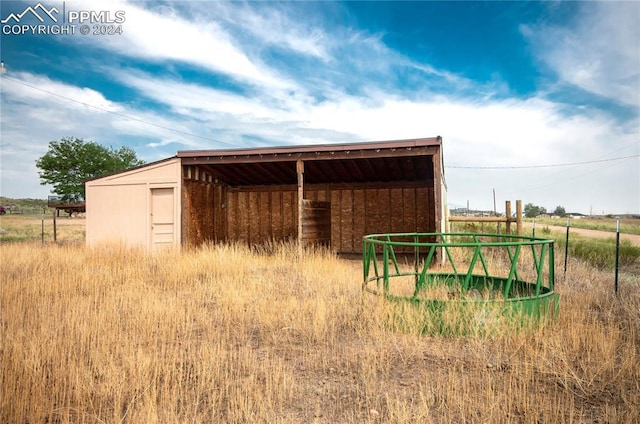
[86,137,446,253]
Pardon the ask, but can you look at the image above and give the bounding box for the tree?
[36,137,144,202]
[553,205,566,217]
[524,202,547,218]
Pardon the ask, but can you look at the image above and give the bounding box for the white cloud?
[1,1,638,213]
[114,71,283,121]
[522,1,640,107]
[201,1,332,60]
[0,71,205,197]
[1,71,119,112]
[3,68,638,212]
[108,65,635,169]
[66,0,297,92]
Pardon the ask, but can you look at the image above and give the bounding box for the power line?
[510,157,625,195]
[448,155,639,169]
[4,73,639,166]
[1,74,241,148]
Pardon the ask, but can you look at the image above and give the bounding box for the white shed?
[86,157,181,250]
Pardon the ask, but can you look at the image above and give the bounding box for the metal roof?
[178,137,442,186]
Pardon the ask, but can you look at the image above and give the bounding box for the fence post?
[516,200,523,235]
[414,234,420,286]
[505,201,512,234]
[41,208,46,245]
[563,216,570,278]
[53,209,57,243]
[615,220,620,294]
[532,218,536,238]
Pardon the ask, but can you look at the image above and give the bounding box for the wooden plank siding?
[225,189,298,245]
[271,191,283,241]
[340,190,354,253]
[283,190,297,241]
[221,183,434,253]
[301,200,331,246]
[330,189,342,252]
[352,189,366,252]
[182,166,225,246]
[240,192,249,242]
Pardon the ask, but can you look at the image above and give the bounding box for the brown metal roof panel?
[180,145,438,165]
[177,136,441,158]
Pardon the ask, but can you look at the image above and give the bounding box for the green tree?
[36,137,144,202]
[553,205,566,217]
[524,202,547,218]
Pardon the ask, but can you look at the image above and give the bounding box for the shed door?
[151,187,175,249]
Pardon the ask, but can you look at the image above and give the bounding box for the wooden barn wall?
[225,182,435,253]
[301,200,331,247]
[305,184,435,253]
[182,166,226,246]
[226,188,298,245]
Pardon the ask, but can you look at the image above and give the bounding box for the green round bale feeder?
[362,233,560,336]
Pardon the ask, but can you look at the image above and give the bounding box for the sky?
[0,0,638,215]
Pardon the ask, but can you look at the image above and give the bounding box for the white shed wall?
[86,158,182,250]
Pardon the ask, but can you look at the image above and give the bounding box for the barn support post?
[432,139,445,263]
[297,159,304,248]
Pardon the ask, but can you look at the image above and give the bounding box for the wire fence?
[448,218,640,295]
[555,218,638,294]
[2,206,49,215]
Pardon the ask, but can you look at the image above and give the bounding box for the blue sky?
[1,0,638,214]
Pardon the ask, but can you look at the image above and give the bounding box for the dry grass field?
[525,216,640,236]
[0,214,85,244]
[1,216,639,423]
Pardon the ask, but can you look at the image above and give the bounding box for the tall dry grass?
[0,214,85,244]
[1,241,639,423]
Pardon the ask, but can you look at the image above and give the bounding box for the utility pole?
[493,188,497,216]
